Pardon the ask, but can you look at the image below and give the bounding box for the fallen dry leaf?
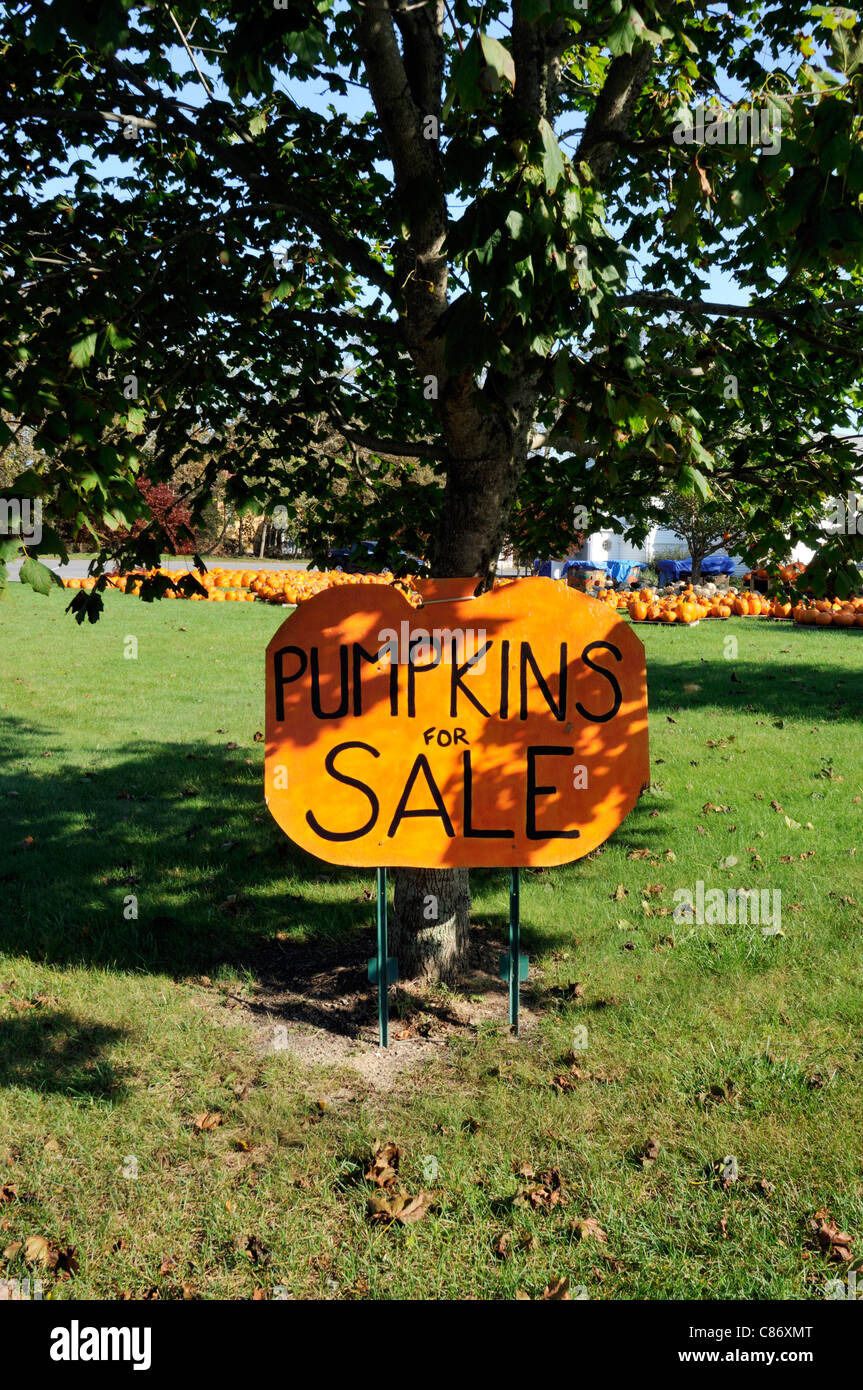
[22,1236,78,1276]
[698,1078,737,1109]
[492,1231,512,1260]
[641,1136,661,1166]
[366,1188,433,1225]
[23,1235,50,1265]
[244,1235,270,1266]
[365,1140,400,1189]
[549,980,584,1001]
[543,1276,572,1300]
[396,1191,434,1224]
[515,1168,566,1212]
[193,1111,223,1132]
[809,1209,854,1264]
[571,1216,608,1243]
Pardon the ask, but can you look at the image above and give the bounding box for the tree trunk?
[391,438,532,985]
[390,867,471,985]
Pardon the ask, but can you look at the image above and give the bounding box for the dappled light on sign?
[265,578,649,867]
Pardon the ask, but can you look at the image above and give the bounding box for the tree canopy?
[2,0,863,615]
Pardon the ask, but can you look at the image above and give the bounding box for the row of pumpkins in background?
[626,588,772,623]
[61,567,421,604]
[58,569,863,627]
[626,586,863,627]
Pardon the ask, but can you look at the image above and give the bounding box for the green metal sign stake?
[367,868,396,1048]
[509,868,520,1035]
[377,868,388,1047]
[498,868,528,1034]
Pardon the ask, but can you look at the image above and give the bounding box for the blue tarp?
[657,556,735,579]
[533,559,640,582]
[607,560,639,583]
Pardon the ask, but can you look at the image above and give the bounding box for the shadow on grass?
[0,636,859,991]
[643,636,863,720]
[0,1009,127,1100]
[0,710,379,978]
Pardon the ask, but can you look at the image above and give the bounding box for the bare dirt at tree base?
[228,928,541,1090]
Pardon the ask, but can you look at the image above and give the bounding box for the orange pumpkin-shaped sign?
[265,577,649,867]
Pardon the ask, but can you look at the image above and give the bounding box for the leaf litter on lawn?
[364,1141,434,1226]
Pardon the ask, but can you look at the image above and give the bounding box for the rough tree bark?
[392,867,472,984]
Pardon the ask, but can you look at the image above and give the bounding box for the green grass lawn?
[1,584,862,1300]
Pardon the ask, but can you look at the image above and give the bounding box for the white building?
[568,521,749,576]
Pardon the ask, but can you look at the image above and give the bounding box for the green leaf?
[66,588,104,625]
[443,35,483,117]
[606,9,639,57]
[19,557,62,596]
[538,118,565,193]
[69,332,99,368]
[106,322,134,351]
[679,465,711,501]
[479,35,515,90]
[519,0,552,19]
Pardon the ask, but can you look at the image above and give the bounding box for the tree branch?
[576,46,654,183]
[356,1,448,352]
[337,426,445,460]
[615,292,863,357]
[98,56,397,300]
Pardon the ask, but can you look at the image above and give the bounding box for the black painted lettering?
[407,635,441,718]
[273,646,307,722]
[387,755,455,838]
[463,751,514,839]
[310,644,350,720]
[351,643,380,717]
[575,642,623,723]
[306,742,380,841]
[519,641,567,720]
[526,745,580,840]
[449,638,492,718]
[499,639,510,719]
